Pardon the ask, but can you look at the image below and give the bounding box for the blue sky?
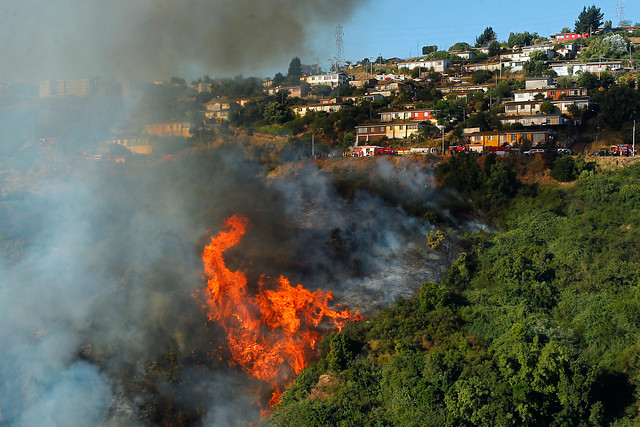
[336,0,640,65]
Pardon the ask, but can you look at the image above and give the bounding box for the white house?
[503,97,595,116]
[513,87,589,102]
[397,58,452,72]
[499,114,572,127]
[549,61,624,76]
[451,51,476,60]
[293,103,350,116]
[304,73,348,87]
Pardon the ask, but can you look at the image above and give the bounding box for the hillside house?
[305,73,348,87]
[294,103,349,116]
[499,114,571,127]
[554,43,578,59]
[348,78,377,88]
[451,51,476,60]
[144,122,192,138]
[525,77,554,90]
[503,97,594,116]
[204,99,241,121]
[374,81,405,92]
[443,84,495,94]
[397,58,452,72]
[513,87,589,102]
[462,62,504,73]
[111,137,152,155]
[194,82,211,93]
[355,121,427,144]
[317,98,341,105]
[467,129,553,147]
[342,93,384,104]
[267,85,310,97]
[549,61,624,76]
[550,32,589,41]
[379,109,437,124]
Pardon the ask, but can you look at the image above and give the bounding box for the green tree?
[600,84,640,130]
[263,101,293,125]
[551,156,576,181]
[576,71,598,90]
[522,50,551,77]
[342,132,356,147]
[287,57,303,77]
[449,42,471,52]
[582,34,629,59]
[484,161,519,203]
[273,72,286,86]
[574,5,604,34]
[422,45,438,55]
[539,101,555,114]
[488,41,501,57]
[507,31,538,47]
[493,80,514,100]
[472,70,493,84]
[475,27,497,47]
[326,334,355,371]
[556,76,574,88]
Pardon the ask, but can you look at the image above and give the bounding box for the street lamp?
[438,124,445,154]
[312,128,323,158]
[633,118,636,157]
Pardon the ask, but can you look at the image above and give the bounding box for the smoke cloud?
[0,143,457,424]
[0,0,463,423]
[0,0,367,82]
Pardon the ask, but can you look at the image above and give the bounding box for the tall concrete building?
[38,78,120,98]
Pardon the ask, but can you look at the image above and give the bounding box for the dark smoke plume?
[0,0,367,82]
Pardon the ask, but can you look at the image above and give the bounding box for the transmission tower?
[618,0,626,26]
[333,24,345,72]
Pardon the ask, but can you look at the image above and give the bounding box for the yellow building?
[144,122,192,138]
[111,137,152,155]
[467,130,552,147]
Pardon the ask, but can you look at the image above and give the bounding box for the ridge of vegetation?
[264,157,640,426]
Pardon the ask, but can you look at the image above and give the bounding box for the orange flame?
[201,214,360,405]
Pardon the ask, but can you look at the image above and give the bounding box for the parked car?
[523,148,546,156]
[557,148,577,156]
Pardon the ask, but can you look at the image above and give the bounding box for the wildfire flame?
[201,214,360,406]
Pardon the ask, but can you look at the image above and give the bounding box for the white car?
[523,148,545,156]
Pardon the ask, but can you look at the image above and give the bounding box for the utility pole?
[633,118,636,157]
[312,128,323,158]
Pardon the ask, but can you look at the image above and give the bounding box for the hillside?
[264,156,640,426]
